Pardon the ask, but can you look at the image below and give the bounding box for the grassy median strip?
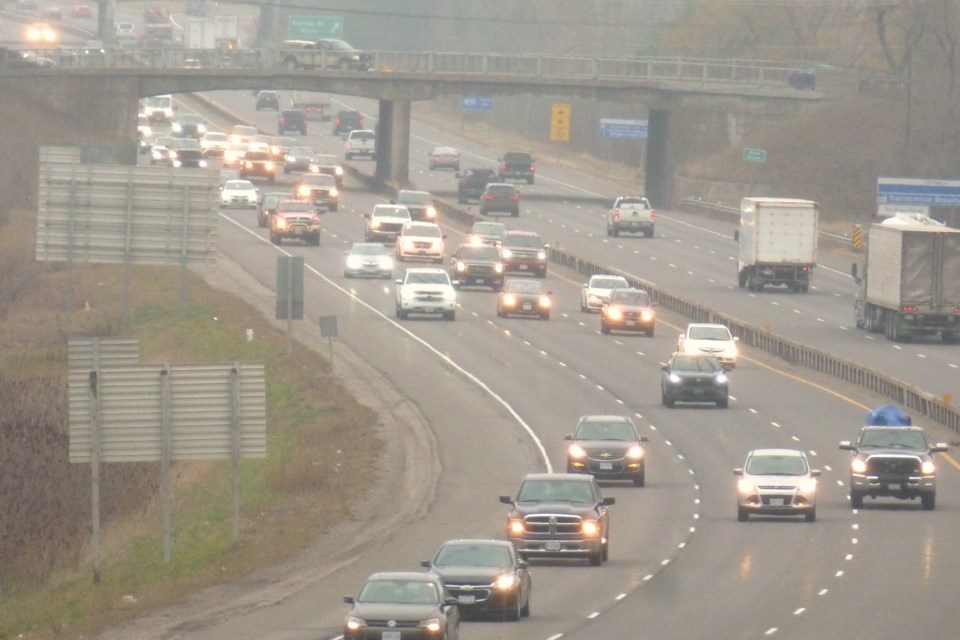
[0,210,382,639]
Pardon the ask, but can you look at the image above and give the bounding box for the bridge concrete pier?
[0,75,138,211]
[645,109,672,208]
[374,99,411,188]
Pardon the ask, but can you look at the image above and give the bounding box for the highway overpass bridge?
[0,48,823,210]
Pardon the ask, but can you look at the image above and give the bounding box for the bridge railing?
[2,46,799,87]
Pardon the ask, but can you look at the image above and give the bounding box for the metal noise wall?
[36,153,219,266]
[68,337,140,370]
[68,362,267,463]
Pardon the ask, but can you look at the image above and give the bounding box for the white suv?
[395,268,457,320]
[395,221,445,263]
[677,323,739,369]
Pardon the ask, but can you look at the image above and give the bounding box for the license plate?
[599,462,613,470]
[519,264,528,270]
[475,278,485,284]
[417,250,427,254]
[458,595,476,604]
[545,541,561,551]
[888,483,901,491]
[382,632,401,640]
[769,497,784,506]
[522,303,532,311]
[626,320,637,326]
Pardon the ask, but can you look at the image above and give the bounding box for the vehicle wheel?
[588,550,602,566]
[805,507,816,522]
[284,58,297,71]
[310,234,320,247]
[505,597,521,622]
[443,310,456,321]
[922,492,936,510]
[581,300,587,312]
[492,284,502,293]
[270,234,280,245]
[601,541,609,562]
[850,490,864,509]
[497,308,503,318]
[398,308,408,320]
[644,227,654,238]
[717,397,729,409]
[645,327,654,337]
[738,506,748,522]
[943,331,958,344]
[601,321,611,335]
[661,391,668,406]
[257,216,265,228]
[453,281,461,290]
[540,313,550,320]
[520,592,530,618]
[527,177,534,184]
[338,58,352,71]
[606,226,612,236]
[537,269,547,278]
[633,469,645,487]
[611,228,620,238]
[330,205,338,212]
[738,271,747,288]
[664,396,675,408]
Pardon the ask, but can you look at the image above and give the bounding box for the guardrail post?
[537,57,543,76]
[428,52,434,73]
[592,58,598,78]
[482,55,489,74]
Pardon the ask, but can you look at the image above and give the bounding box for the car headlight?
[370,220,381,229]
[379,257,394,269]
[537,251,546,260]
[798,477,818,494]
[298,186,311,197]
[197,124,206,134]
[538,295,551,308]
[329,188,339,197]
[715,373,728,384]
[418,618,442,633]
[286,156,296,163]
[494,263,504,273]
[851,458,867,474]
[581,520,601,537]
[640,309,655,322]
[737,479,756,494]
[456,261,467,272]
[626,445,644,459]
[607,307,623,321]
[345,616,366,631]
[308,164,318,172]
[568,444,586,459]
[508,518,525,535]
[244,161,252,168]
[443,289,457,301]
[501,248,513,258]
[502,293,517,307]
[171,123,182,133]
[169,151,178,159]
[495,574,517,590]
[265,161,274,170]
[198,160,207,168]
[275,217,287,229]
[921,460,936,475]
[335,166,344,175]
[426,206,437,218]
[668,372,682,384]
[346,256,363,269]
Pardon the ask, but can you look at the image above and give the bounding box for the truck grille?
[523,514,582,535]
[866,455,921,476]
[584,448,625,461]
[445,582,493,602]
[464,263,495,276]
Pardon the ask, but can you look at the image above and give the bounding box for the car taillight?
[650,210,655,220]
[530,164,535,172]
[510,195,518,201]
[501,162,507,170]
[359,118,364,126]
[613,209,620,221]
[335,118,341,125]
[483,194,493,200]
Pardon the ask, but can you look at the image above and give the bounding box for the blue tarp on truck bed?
[865,404,912,426]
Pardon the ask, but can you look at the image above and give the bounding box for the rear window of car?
[504,152,533,164]
[350,131,375,140]
[302,174,336,185]
[618,197,650,207]
[281,110,304,119]
[245,152,271,160]
[487,185,517,196]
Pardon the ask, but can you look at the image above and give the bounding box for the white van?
[143,94,174,123]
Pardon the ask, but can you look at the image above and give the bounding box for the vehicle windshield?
[406,271,449,285]
[504,152,532,163]
[301,175,335,186]
[312,154,338,165]
[590,276,628,290]
[224,181,254,191]
[351,244,389,256]
[398,191,432,205]
[277,202,315,213]
[245,152,270,160]
[287,147,313,156]
[262,193,288,207]
[503,234,542,249]
[324,39,355,51]
[618,197,650,207]
[487,185,516,196]
[504,280,544,294]
[433,147,457,155]
[178,114,203,124]
[745,454,808,476]
[670,356,722,373]
[154,137,175,147]
[859,429,928,449]
[688,325,732,341]
[434,544,512,568]
[472,222,505,236]
[458,246,499,260]
[404,224,441,238]
[357,579,439,605]
[145,96,171,108]
[575,420,636,441]
[518,479,594,503]
[204,133,227,141]
[609,289,650,306]
[373,206,410,219]
[171,139,201,150]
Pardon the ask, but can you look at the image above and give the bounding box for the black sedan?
[343,571,460,640]
[496,278,551,319]
[600,287,656,336]
[423,539,531,621]
[661,353,729,408]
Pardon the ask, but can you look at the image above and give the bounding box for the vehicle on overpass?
[279,38,373,72]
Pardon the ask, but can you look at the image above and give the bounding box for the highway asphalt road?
[95,85,960,640]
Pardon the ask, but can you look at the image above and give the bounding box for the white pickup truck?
[344,129,377,160]
[606,196,655,238]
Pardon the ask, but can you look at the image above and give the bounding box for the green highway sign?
[743,148,767,163]
[288,16,343,39]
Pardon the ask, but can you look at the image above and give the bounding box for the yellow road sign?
[551,103,571,142]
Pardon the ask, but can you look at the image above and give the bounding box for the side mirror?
[363,213,370,219]
[811,470,822,477]
[839,441,855,451]
[563,434,573,441]
[639,435,650,442]
[343,596,355,604]
[420,560,431,568]
[732,336,740,343]
[661,364,668,371]
[499,495,513,504]
[601,497,616,506]
[733,468,744,476]
[394,278,402,284]
[932,443,949,453]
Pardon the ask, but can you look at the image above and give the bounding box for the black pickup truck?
[457,168,497,203]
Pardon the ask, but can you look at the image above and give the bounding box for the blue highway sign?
[600,118,648,140]
[877,177,960,206]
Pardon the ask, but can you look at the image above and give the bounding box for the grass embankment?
[0,209,382,639]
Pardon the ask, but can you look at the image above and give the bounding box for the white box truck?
[736,197,818,292]
[183,17,216,50]
[852,213,960,342]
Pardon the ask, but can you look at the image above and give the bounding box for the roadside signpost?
[550,103,571,142]
[288,15,343,39]
[743,148,767,163]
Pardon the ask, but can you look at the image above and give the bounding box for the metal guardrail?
[1,47,800,87]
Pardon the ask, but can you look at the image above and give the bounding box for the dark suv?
[239,150,276,182]
[839,426,948,510]
[499,230,547,278]
[449,243,504,291]
[479,183,520,217]
[278,109,307,135]
[457,168,497,203]
[600,287,656,336]
[498,152,535,184]
[499,473,614,566]
[565,414,649,486]
[255,90,279,111]
[333,110,364,136]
